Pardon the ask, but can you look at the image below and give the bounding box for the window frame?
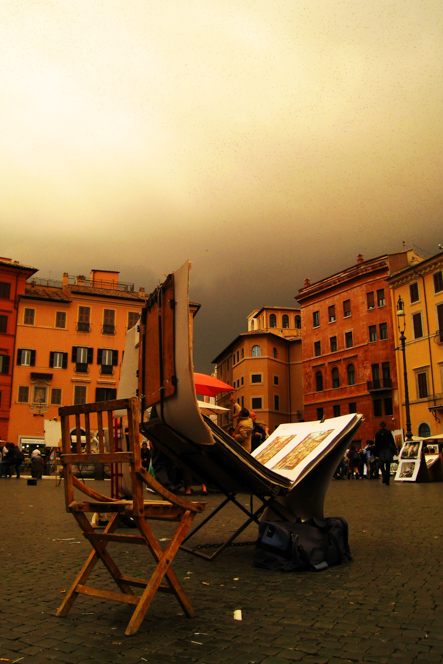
[313,311,320,328]
[23,308,35,325]
[412,312,423,339]
[369,325,378,342]
[55,311,67,329]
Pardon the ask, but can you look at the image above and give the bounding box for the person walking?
[374,421,396,485]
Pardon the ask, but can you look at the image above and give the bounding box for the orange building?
[8,269,147,449]
[0,258,38,440]
[212,306,303,433]
[296,251,424,445]
[386,250,443,438]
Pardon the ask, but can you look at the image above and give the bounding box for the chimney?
[304,278,311,287]
[76,275,86,285]
[357,253,364,264]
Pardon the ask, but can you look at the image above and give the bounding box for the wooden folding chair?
[56,397,205,636]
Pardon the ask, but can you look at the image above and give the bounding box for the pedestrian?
[250,411,267,452]
[374,421,396,485]
[230,394,253,453]
[140,440,151,470]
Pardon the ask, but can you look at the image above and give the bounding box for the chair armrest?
[137,467,205,513]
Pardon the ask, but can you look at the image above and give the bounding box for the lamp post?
[396,295,413,441]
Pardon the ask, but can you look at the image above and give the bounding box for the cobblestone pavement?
[0,476,442,664]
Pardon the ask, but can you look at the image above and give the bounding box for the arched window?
[347,364,355,386]
[273,347,278,358]
[315,371,323,392]
[252,345,261,357]
[332,367,340,389]
[294,315,301,329]
[282,314,289,328]
[418,422,431,438]
[270,314,277,328]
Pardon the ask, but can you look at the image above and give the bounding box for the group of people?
[334,422,398,485]
[0,442,45,479]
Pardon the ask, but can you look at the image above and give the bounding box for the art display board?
[395,440,432,482]
[44,419,62,447]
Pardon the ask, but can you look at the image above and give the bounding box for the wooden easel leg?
[125,512,196,636]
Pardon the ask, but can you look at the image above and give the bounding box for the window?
[316,407,324,420]
[332,367,340,388]
[241,376,244,386]
[330,336,337,352]
[24,308,35,325]
[227,357,229,370]
[18,386,29,403]
[241,348,244,358]
[74,385,87,405]
[412,312,423,339]
[72,346,93,373]
[282,314,289,329]
[251,397,262,410]
[382,362,391,381]
[0,315,7,333]
[77,306,91,332]
[270,313,277,328]
[372,364,380,385]
[417,372,428,399]
[373,399,382,417]
[273,347,278,358]
[17,349,35,366]
[347,364,355,386]
[49,351,68,369]
[434,270,443,293]
[328,305,336,323]
[348,402,357,414]
[0,355,10,374]
[343,300,351,318]
[384,398,393,416]
[418,422,431,438]
[251,373,262,384]
[333,405,340,417]
[251,345,261,357]
[438,303,443,342]
[98,349,118,375]
[379,322,388,340]
[294,315,301,329]
[315,371,323,392]
[409,282,419,303]
[103,309,115,335]
[51,388,62,405]
[377,289,385,307]
[367,292,375,309]
[369,325,377,342]
[314,341,321,357]
[55,311,67,329]
[313,311,320,327]
[95,387,117,401]
[237,351,239,362]
[128,311,139,329]
[345,331,353,348]
[0,282,11,299]
[274,395,280,411]
[274,375,279,385]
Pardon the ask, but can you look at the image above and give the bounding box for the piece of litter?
[159,537,170,541]
[233,577,239,580]
[234,609,242,621]
[112,642,122,645]
[53,538,75,541]
[191,641,202,645]
[184,577,190,580]
[202,582,210,585]
[13,658,24,663]
[194,633,208,635]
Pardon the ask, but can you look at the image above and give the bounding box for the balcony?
[367,377,392,392]
[76,322,91,333]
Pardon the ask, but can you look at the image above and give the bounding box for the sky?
[1,1,442,373]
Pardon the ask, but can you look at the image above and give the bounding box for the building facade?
[296,251,424,445]
[0,258,38,440]
[8,269,147,448]
[387,251,443,438]
[212,307,303,433]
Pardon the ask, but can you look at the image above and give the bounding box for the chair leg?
[125,511,196,636]
[56,513,134,618]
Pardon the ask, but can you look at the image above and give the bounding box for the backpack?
[254,517,352,572]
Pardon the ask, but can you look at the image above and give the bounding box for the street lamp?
[396,295,413,441]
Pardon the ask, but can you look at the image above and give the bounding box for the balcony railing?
[367,377,393,392]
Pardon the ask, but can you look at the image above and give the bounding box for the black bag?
[254,517,352,572]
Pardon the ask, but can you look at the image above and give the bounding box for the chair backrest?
[59,397,144,514]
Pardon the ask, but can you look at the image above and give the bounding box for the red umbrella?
[193,372,234,397]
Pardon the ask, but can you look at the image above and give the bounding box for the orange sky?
[1,1,442,370]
